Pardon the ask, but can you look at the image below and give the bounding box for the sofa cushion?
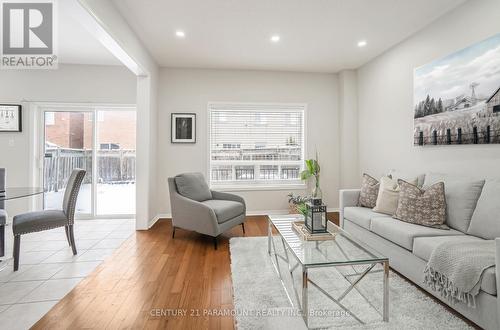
[370,217,463,250]
[413,235,496,295]
[424,173,485,232]
[175,172,212,202]
[202,199,244,223]
[343,207,390,230]
[468,179,500,239]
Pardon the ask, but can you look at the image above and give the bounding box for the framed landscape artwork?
[0,104,22,132]
[171,113,196,143]
[414,33,500,146]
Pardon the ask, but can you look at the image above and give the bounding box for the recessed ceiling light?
[357,40,367,47]
[270,35,280,43]
[175,30,185,38]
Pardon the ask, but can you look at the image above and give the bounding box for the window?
[45,112,55,125]
[209,103,305,188]
[99,143,120,150]
[493,104,500,113]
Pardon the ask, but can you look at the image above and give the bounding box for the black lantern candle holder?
[304,201,328,234]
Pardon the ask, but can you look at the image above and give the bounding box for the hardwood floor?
[32,215,284,329]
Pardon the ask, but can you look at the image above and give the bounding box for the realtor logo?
[1,0,57,69]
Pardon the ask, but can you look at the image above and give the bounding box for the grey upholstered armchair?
[12,169,86,271]
[168,172,246,249]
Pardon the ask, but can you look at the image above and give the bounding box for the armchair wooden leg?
[213,236,218,250]
[241,223,245,235]
[65,226,71,246]
[13,235,20,271]
[68,225,77,255]
[172,226,176,239]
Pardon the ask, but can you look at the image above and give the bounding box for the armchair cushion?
[175,173,212,202]
[13,210,68,235]
[202,200,244,224]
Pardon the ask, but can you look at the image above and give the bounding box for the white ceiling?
[111,0,466,73]
[58,1,121,66]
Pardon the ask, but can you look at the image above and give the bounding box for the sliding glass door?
[42,105,136,218]
[43,110,93,216]
[96,110,136,215]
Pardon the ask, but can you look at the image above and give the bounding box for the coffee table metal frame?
[267,215,389,328]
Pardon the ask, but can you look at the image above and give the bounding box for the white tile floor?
[0,218,135,330]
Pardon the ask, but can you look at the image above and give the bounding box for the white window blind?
[208,103,306,188]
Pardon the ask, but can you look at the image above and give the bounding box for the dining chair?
[12,168,86,271]
[0,168,6,257]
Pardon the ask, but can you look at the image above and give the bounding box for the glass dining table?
[0,187,45,202]
[0,187,44,269]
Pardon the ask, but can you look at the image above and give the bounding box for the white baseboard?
[148,213,170,228]
[149,208,339,228]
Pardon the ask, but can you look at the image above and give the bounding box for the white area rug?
[230,236,473,329]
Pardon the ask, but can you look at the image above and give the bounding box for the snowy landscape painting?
[414,33,500,146]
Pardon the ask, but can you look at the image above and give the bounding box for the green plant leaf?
[306,159,314,174]
[300,170,312,181]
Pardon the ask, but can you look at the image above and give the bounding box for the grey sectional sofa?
[339,172,500,329]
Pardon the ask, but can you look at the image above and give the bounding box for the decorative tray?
[292,221,337,241]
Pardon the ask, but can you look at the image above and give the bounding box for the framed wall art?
[0,104,22,132]
[171,113,196,143]
[414,33,500,146]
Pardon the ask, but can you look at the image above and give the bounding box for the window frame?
[207,102,307,191]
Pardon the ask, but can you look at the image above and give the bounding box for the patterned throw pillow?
[393,180,448,229]
[358,174,380,208]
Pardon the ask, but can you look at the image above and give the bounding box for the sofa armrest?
[496,238,500,323]
[211,190,246,212]
[339,189,360,228]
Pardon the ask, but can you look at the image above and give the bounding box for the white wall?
[157,68,340,215]
[0,64,136,217]
[357,0,500,179]
[338,70,359,188]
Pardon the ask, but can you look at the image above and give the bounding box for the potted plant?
[300,152,322,200]
[287,193,309,214]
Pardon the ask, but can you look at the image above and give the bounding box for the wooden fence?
[44,148,136,192]
[414,125,500,146]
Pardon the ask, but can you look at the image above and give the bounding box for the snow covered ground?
[414,102,486,129]
[45,183,135,215]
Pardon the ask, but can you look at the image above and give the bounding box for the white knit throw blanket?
[423,240,495,308]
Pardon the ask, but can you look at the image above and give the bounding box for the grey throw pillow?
[393,180,448,229]
[175,172,212,202]
[358,173,380,208]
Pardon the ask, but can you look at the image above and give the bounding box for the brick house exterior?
[45,111,136,150]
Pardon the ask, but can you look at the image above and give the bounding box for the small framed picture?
[171,113,196,143]
[0,104,22,132]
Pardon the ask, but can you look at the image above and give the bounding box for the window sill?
[210,183,307,192]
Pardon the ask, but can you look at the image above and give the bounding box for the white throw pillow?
[373,176,417,215]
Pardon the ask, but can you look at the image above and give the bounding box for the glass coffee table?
[268,214,389,328]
